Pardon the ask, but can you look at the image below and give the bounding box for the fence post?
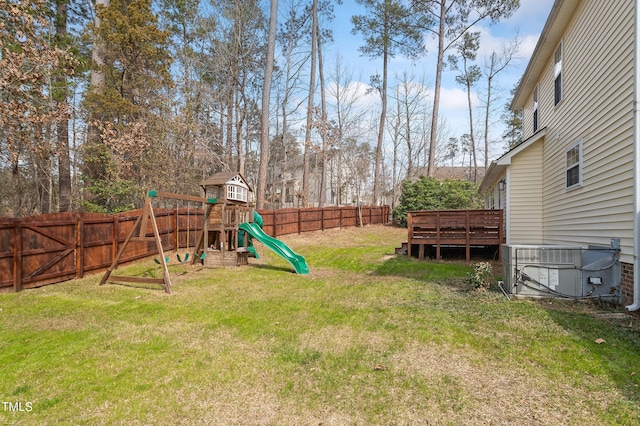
[273,210,278,238]
[111,216,118,263]
[297,209,301,234]
[465,210,471,261]
[76,214,84,279]
[13,219,22,292]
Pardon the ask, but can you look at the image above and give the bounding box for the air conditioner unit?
[581,245,621,301]
[502,244,582,297]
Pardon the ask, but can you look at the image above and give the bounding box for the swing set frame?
[99,190,216,294]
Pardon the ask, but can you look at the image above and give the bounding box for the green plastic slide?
[238,222,309,274]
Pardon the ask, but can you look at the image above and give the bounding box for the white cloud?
[439,86,469,111]
[519,33,541,63]
[505,0,556,29]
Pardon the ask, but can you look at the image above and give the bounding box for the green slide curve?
[238,222,309,275]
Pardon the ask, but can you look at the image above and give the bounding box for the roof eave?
[478,162,506,194]
[511,0,581,110]
[479,128,547,193]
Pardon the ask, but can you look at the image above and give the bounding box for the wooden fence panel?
[272,208,300,237]
[300,208,323,233]
[175,207,203,249]
[17,213,77,290]
[1,205,389,292]
[114,210,155,265]
[0,219,15,291]
[257,210,275,236]
[340,207,358,227]
[80,213,118,276]
[322,207,342,230]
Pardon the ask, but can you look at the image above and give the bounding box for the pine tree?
[82,0,172,212]
[352,0,423,205]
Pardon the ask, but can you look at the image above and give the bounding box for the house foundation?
[621,262,634,306]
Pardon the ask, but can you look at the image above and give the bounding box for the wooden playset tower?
[198,172,254,267]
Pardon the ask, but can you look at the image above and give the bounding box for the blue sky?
[319,0,556,162]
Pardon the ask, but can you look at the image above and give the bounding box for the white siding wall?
[526,0,635,263]
[522,93,536,138]
[509,141,544,244]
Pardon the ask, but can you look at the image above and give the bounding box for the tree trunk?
[88,0,109,146]
[373,42,388,206]
[256,0,278,210]
[302,0,318,207]
[225,82,235,169]
[427,1,446,177]
[55,0,71,212]
[236,74,245,175]
[317,18,327,207]
[484,74,492,171]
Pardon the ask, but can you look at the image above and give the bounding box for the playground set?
[99,172,308,294]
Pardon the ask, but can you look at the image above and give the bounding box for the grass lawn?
[1,224,639,425]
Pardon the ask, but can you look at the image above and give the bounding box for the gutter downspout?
[505,168,511,245]
[628,0,640,311]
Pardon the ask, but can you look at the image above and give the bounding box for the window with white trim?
[554,42,562,106]
[566,139,582,189]
[227,184,248,202]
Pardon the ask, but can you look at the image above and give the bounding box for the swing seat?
[177,253,190,263]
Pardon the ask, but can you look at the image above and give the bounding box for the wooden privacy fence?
[0,208,203,293]
[407,209,504,261]
[0,205,390,292]
[259,205,390,237]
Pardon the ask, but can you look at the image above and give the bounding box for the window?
[227,184,248,202]
[533,86,539,132]
[566,139,582,189]
[554,43,562,106]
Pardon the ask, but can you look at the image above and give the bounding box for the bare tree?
[450,32,481,183]
[0,0,76,215]
[352,0,423,205]
[412,0,520,176]
[54,0,73,212]
[481,35,520,169]
[274,0,308,208]
[327,54,367,205]
[316,16,328,207]
[301,0,318,207]
[257,0,278,210]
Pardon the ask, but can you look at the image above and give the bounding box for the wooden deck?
[407,210,504,261]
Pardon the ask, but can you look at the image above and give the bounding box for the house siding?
[519,0,635,264]
[508,141,543,244]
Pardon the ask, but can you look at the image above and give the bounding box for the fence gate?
[12,214,78,291]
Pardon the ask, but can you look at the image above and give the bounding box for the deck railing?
[407,209,504,261]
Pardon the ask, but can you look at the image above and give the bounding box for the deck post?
[436,211,441,260]
[465,210,471,261]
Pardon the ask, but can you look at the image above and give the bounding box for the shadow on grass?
[101,281,167,292]
[249,264,299,274]
[374,254,474,288]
